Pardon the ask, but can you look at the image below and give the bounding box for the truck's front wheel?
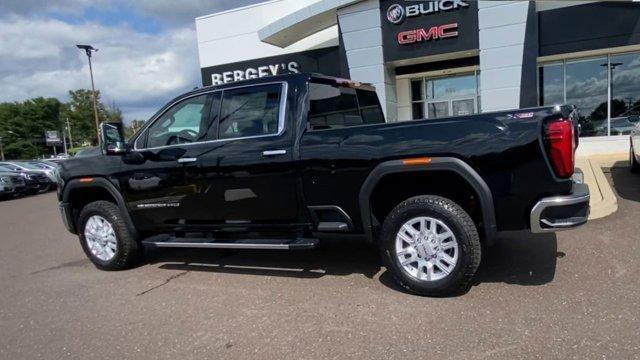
[380,195,481,297]
[78,201,141,270]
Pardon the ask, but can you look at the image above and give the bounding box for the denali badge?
[397,23,459,44]
[386,0,469,24]
[387,4,405,24]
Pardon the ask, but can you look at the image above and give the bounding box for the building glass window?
[410,71,480,120]
[566,57,608,137]
[538,62,564,106]
[539,51,640,137]
[610,52,640,135]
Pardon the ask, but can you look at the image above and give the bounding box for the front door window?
[144,94,214,148]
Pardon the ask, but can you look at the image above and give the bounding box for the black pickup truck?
[56,73,589,296]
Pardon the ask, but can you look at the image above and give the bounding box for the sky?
[0,0,265,123]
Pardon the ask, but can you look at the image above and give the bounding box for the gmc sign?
[380,0,478,62]
[397,23,459,44]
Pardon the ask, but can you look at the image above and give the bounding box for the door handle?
[262,150,287,157]
[177,157,198,164]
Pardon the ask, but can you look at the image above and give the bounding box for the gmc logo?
[397,23,459,44]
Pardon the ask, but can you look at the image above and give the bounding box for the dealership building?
[195,0,640,154]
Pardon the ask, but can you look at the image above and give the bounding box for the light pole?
[65,116,73,148]
[76,44,101,145]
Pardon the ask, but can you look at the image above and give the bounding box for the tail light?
[544,118,575,178]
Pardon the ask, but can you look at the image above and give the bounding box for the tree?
[0,98,62,159]
[105,101,123,123]
[66,89,108,146]
[124,119,146,139]
[590,99,627,120]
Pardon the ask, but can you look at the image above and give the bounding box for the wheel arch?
[359,157,497,243]
[62,177,137,237]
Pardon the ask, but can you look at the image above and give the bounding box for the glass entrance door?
[427,98,476,118]
[451,98,475,116]
[410,71,480,120]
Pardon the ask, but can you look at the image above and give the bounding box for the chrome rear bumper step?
[142,237,319,250]
[530,182,590,233]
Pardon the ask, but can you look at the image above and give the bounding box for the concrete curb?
[576,153,626,220]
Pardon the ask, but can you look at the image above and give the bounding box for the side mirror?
[628,115,639,123]
[100,122,127,155]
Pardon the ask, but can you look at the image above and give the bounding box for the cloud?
[0,15,200,122]
[0,0,97,17]
[0,0,270,122]
[132,0,268,27]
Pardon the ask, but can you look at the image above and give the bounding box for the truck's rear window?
[308,82,384,130]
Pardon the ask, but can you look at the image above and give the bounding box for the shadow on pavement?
[608,161,640,202]
[147,238,381,280]
[378,231,560,296]
[144,230,560,295]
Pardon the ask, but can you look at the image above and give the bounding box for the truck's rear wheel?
[380,195,481,297]
[78,201,141,270]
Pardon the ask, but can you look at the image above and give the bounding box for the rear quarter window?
[308,82,384,130]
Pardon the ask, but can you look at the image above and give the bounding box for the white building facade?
[196,0,640,155]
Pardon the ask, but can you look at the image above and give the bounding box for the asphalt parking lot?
[1,163,639,359]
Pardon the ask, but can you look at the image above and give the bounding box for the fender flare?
[62,177,138,237]
[358,157,497,242]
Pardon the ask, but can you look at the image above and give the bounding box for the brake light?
[544,118,575,178]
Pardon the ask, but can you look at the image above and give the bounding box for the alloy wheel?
[395,216,459,281]
[84,215,117,261]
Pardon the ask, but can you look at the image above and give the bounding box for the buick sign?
[387,4,405,24]
[386,0,469,24]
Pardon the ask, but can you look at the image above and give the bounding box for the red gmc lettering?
[397,23,459,45]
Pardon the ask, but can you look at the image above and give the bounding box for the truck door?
[117,92,218,230]
[196,82,300,228]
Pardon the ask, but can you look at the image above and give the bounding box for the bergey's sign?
[380,0,479,62]
[211,61,300,85]
[200,47,344,86]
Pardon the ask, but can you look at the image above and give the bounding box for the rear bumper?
[59,202,76,234]
[530,182,590,233]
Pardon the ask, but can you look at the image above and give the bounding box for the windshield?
[0,165,16,172]
[18,162,42,170]
[26,162,51,169]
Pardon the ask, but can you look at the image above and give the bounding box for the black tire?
[380,195,481,297]
[78,200,141,270]
[630,145,639,173]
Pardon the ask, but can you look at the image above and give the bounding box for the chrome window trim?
[133,81,288,151]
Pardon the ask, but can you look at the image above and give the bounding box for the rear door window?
[218,84,282,140]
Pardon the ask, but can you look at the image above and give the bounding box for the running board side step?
[142,237,319,250]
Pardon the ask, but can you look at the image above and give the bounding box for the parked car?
[56,73,589,296]
[0,165,53,194]
[24,160,58,171]
[0,169,26,200]
[0,161,56,187]
[597,115,639,135]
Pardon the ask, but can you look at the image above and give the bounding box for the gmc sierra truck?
[56,73,589,296]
